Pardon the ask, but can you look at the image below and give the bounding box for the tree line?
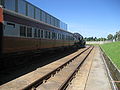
[107,31,120,41]
[84,30,120,41]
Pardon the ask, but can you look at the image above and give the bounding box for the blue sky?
[27,0,120,38]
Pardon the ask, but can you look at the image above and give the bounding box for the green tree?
[94,37,97,41]
[107,34,113,40]
[114,31,120,41]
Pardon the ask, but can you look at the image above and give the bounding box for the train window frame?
[44,30,49,39]
[60,34,62,40]
[20,25,26,37]
[56,33,58,40]
[40,29,44,39]
[38,29,41,38]
[62,34,65,40]
[44,30,47,38]
[58,33,60,40]
[55,33,57,39]
[7,22,15,28]
[48,31,51,39]
[18,0,26,15]
[52,32,55,40]
[35,8,40,21]
[4,0,16,11]
[27,26,32,38]
[27,3,35,18]
[45,12,47,23]
[34,28,38,38]
[41,11,46,22]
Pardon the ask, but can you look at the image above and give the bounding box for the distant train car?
[0,0,85,56]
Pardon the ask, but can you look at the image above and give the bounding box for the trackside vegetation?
[100,41,120,69]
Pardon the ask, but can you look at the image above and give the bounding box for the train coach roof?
[0,0,67,30]
[3,8,73,35]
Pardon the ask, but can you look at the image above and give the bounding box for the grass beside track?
[100,41,120,69]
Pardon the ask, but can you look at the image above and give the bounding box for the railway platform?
[0,46,114,90]
[67,46,112,90]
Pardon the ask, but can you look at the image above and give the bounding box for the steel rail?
[58,46,94,90]
[22,46,91,90]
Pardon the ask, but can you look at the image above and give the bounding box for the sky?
[27,0,120,38]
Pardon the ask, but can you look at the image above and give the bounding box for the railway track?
[22,46,94,90]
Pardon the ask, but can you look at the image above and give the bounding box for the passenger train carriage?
[0,0,85,56]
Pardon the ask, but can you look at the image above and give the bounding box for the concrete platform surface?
[67,46,112,90]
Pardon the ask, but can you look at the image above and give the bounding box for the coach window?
[27,27,32,37]
[68,36,69,41]
[58,34,59,40]
[38,29,41,38]
[40,9,42,21]
[41,11,45,22]
[56,33,58,40]
[7,22,15,28]
[47,14,51,25]
[57,34,59,40]
[71,36,72,40]
[62,34,65,40]
[59,34,61,40]
[68,36,70,40]
[34,29,37,37]
[35,8,40,20]
[72,37,74,41]
[20,26,26,37]
[71,37,72,41]
[54,18,56,27]
[65,35,66,40]
[69,36,71,41]
[50,16,54,26]
[45,13,47,23]
[55,33,57,39]
[5,0,15,11]
[70,36,71,41]
[66,35,68,40]
[44,30,48,39]
[68,36,69,40]
[53,18,55,26]
[27,3,34,18]
[48,32,51,39]
[57,34,59,39]
[18,0,26,15]
[60,34,62,40]
[57,20,60,28]
[41,30,44,38]
[52,32,55,39]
